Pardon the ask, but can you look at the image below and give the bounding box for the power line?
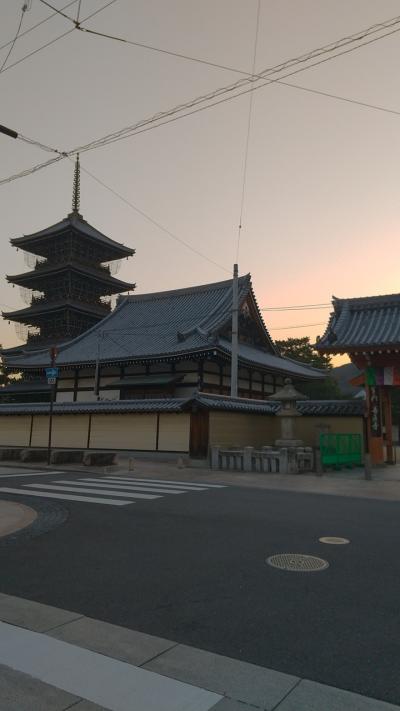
[72,158,230,274]
[38,0,76,23]
[0,0,118,76]
[71,17,400,121]
[262,304,331,311]
[0,3,28,73]
[2,12,400,187]
[0,1,78,54]
[270,322,326,330]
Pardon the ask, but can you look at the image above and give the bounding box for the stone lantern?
[268,378,308,447]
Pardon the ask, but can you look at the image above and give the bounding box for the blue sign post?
[45,367,59,380]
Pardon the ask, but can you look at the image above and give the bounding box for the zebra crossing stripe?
[0,488,130,506]
[58,480,186,494]
[26,484,160,500]
[104,476,225,489]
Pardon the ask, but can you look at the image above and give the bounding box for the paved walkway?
[0,500,37,538]
[0,592,398,711]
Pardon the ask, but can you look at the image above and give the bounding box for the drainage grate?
[319,536,350,545]
[266,553,329,572]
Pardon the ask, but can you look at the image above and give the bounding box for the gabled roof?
[316,293,400,352]
[2,274,322,380]
[11,212,134,258]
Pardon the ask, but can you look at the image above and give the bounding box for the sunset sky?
[1,0,400,363]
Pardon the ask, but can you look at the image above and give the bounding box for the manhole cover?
[319,536,350,545]
[266,553,329,572]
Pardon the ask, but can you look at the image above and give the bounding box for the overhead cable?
[269,322,326,330]
[0,3,28,73]
[2,13,400,186]
[71,158,230,274]
[0,1,78,54]
[0,0,118,76]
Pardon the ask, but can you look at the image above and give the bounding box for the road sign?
[47,377,56,385]
[45,367,59,379]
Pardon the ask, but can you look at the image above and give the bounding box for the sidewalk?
[0,500,37,538]
[3,457,400,502]
[0,592,398,711]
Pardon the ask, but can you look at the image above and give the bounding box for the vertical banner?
[369,385,382,437]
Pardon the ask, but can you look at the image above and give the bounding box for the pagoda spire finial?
[72,153,81,214]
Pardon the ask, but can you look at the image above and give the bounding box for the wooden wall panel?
[158,414,190,452]
[209,412,277,448]
[89,414,157,450]
[52,415,90,448]
[31,416,50,447]
[0,416,31,447]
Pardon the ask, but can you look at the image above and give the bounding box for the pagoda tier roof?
[11,212,134,259]
[2,274,323,380]
[7,261,135,294]
[316,292,400,353]
[2,299,109,324]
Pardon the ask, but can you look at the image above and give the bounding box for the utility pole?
[46,346,58,465]
[230,263,239,398]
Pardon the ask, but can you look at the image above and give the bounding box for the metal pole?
[94,331,102,399]
[230,263,239,398]
[46,348,57,466]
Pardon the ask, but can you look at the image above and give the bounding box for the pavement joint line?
[269,677,302,710]
[0,594,399,709]
[138,641,180,667]
[62,699,84,711]
[44,614,86,634]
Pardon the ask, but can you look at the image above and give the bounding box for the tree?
[0,347,8,387]
[275,336,342,399]
[275,336,332,370]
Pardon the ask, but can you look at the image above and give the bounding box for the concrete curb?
[0,593,398,711]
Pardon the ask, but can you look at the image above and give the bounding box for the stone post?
[243,446,254,472]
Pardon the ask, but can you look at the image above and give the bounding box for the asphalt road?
[0,468,399,705]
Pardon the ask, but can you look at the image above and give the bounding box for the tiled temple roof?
[316,293,400,352]
[11,213,134,257]
[0,393,364,416]
[2,275,323,380]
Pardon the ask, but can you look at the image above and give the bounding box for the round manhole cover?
[266,553,329,572]
[319,536,350,545]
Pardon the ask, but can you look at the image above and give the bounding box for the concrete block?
[275,679,400,711]
[0,663,79,711]
[82,451,117,466]
[0,593,82,633]
[20,449,47,462]
[144,644,299,709]
[0,448,22,461]
[48,616,176,666]
[50,450,84,465]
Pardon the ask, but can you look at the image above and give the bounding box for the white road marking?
[0,488,129,506]
[0,621,221,711]
[0,471,62,479]
[26,484,160,500]
[59,479,186,494]
[106,476,226,489]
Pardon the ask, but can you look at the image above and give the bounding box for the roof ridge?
[123,275,250,303]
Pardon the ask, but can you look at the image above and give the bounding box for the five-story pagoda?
[3,155,135,347]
